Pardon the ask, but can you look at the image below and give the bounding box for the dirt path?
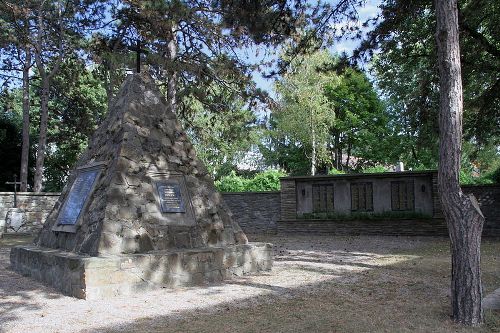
[1,235,498,333]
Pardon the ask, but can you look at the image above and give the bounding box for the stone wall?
[277,184,500,237]
[0,192,59,233]
[223,192,280,233]
[283,171,436,218]
[0,192,281,235]
[280,179,297,221]
[277,218,449,236]
[0,184,498,237]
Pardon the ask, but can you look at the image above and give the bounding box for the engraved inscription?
[157,182,185,213]
[57,168,100,225]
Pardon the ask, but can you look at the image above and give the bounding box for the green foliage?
[362,166,388,173]
[215,170,286,192]
[2,59,107,191]
[273,50,336,174]
[328,168,345,175]
[267,50,391,176]
[245,169,286,191]
[459,166,500,185]
[459,170,494,186]
[259,129,311,176]
[486,165,500,184]
[323,62,392,169]
[365,0,500,168]
[0,90,22,191]
[459,142,500,185]
[41,60,107,191]
[180,85,260,179]
[214,171,248,192]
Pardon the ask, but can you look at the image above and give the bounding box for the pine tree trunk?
[33,76,49,192]
[335,134,340,169]
[32,0,63,192]
[310,109,316,176]
[105,68,114,112]
[435,0,484,326]
[167,25,177,114]
[20,46,31,192]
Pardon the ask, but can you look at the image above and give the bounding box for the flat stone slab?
[484,287,500,310]
[10,242,272,300]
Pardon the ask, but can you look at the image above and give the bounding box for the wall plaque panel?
[151,173,195,226]
[156,182,186,213]
[57,167,101,225]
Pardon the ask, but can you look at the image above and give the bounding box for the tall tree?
[20,40,31,191]
[32,0,68,192]
[0,90,23,191]
[323,61,390,170]
[42,58,107,191]
[114,0,302,115]
[0,2,35,191]
[274,50,336,175]
[180,84,259,178]
[362,0,500,168]
[31,0,105,191]
[270,50,390,175]
[435,0,484,325]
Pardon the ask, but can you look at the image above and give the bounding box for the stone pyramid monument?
[10,73,272,299]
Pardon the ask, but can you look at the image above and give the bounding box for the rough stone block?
[10,242,272,299]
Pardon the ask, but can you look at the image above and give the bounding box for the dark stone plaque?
[157,182,185,213]
[57,168,100,225]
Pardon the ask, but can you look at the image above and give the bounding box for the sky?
[245,0,382,96]
[0,1,381,95]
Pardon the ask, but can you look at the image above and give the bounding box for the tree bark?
[166,25,178,115]
[310,109,316,176]
[334,133,340,170]
[435,0,484,326]
[33,0,63,192]
[346,142,352,170]
[20,45,31,192]
[33,75,49,192]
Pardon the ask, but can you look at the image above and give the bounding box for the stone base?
[10,242,272,300]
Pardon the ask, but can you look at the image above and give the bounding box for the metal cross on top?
[128,39,148,73]
[5,174,22,208]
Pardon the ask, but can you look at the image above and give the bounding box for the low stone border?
[10,242,272,300]
[277,218,450,236]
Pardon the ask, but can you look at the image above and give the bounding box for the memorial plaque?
[57,168,101,225]
[157,182,186,213]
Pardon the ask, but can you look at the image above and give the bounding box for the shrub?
[459,168,494,185]
[362,165,388,173]
[214,171,249,192]
[486,165,500,184]
[328,167,345,175]
[215,169,286,192]
[246,170,287,191]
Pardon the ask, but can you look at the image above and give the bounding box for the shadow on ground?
[1,234,499,333]
[0,236,64,329]
[94,235,499,333]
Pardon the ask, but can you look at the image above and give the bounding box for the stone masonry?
[1,192,281,235]
[0,192,59,236]
[10,72,272,299]
[222,192,280,233]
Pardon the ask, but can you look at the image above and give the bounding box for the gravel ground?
[0,235,450,333]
